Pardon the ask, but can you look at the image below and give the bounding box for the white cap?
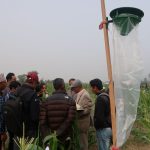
[0,73,6,83]
[70,79,82,88]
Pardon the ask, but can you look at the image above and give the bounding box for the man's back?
[94,92,111,129]
[17,83,39,137]
[40,90,76,140]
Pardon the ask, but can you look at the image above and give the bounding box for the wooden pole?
[100,0,117,147]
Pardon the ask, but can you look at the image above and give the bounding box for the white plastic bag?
[112,24,143,147]
[45,146,50,150]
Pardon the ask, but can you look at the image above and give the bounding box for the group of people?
[0,71,112,150]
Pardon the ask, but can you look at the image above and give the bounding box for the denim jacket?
[0,95,5,133]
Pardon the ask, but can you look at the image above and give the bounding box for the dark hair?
[40,82,46,87]
[35,84,43,92]
[90,78,103,90]
[6,73,15,81]
[9,81,21,90]
[69,78,75,83]
[35,83,45,93]
[53,78,65,90]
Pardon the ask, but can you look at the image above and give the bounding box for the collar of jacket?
[96,89,105,96]
[52,90,66,95]
[22,83,34,90]
[9,92,17,100]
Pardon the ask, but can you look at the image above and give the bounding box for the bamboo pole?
[100,0,117,147]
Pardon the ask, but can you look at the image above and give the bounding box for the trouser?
[8,130,14,150]
[0,139,2,150]
[96,128,112,150]
[79,132,88,150]
[0,134,5,150]
[0,140,5,150]
[13,137,19,150]
[57,138,72,150]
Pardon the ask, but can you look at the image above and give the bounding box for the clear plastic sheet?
[112,24,143,147]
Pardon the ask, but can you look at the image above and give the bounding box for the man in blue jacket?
[0,74,7,149]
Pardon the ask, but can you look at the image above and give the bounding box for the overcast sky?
[0,0,149,82]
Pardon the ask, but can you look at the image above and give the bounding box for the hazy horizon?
[0,0,149,82]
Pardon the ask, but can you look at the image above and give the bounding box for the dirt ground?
[89,144,98,150]
[89,143,150,150]
[5,131,150,150]
[121,142,150,150]
[122,145,150,150]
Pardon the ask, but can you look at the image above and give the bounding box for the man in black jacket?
[90,79,112,150]
[17,71,39,138]
[40,78,76,149]
[7,81,21,150]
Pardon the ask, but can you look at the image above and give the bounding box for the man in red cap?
[16,71,40,138]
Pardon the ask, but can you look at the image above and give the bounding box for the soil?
[89,144,98,150]
[122,144,150,150]
[90,142,150,150]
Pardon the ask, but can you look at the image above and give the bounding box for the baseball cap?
[26,72,39,83]
[0,73,6,83]
[70,79,82,88]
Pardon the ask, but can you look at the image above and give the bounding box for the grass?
[14,82,150,150]
[131,89,150,143]
[46,82,150,147]
[84,84,150,147]
[122,88,150,149]
[14,124,40,150]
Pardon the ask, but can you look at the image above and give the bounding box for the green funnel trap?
[110,7,144,36]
